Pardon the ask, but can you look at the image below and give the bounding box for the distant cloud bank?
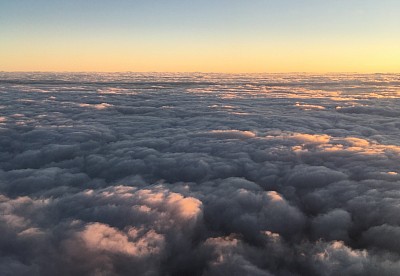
[1,72,400,275]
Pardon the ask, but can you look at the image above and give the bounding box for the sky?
[1,0,400,73]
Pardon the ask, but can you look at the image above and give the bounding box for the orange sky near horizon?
[1,0,399,73]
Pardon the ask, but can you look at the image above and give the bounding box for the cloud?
[0,72,400,275]
[77,223,164,257]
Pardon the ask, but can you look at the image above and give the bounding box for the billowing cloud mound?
[0,72,400,275]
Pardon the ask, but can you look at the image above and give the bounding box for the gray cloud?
[0,72,400,275]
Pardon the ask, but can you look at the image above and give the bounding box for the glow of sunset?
[1,0,399,73]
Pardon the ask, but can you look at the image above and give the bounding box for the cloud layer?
[1,72,400,275]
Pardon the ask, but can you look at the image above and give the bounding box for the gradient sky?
[1,0,399,73]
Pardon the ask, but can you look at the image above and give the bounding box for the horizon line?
[1,70,399,75]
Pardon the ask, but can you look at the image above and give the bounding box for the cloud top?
[0,72,400,275]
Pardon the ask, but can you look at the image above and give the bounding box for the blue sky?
[1,0,399,72]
